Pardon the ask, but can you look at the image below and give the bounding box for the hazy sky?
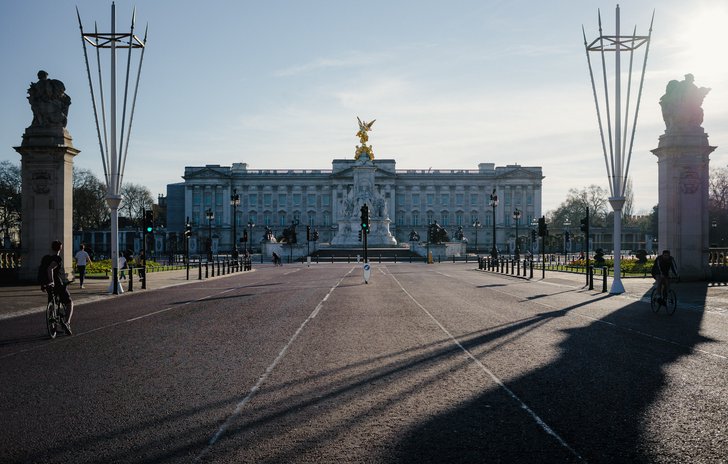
[2,0,727,214]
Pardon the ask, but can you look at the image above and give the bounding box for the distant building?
[168,159,545,255]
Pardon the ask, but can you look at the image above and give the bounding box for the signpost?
[363,263,371,284]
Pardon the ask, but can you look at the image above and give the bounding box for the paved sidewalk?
[0,265,254,321]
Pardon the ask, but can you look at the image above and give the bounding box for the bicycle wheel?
[46,299,58,339]
[666,289,677,315]
[650,288,660,313]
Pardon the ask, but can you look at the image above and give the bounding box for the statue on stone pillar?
[27,70,72,129]
[659,74,710,133]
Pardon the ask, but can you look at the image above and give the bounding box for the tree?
[120,183,155,227]
[73,168,109,230]
[0,161,21,246]
[547,184,609,228]
[709,165,728,246]
[622,178,635,223]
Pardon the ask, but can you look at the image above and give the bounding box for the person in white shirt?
[74,244,92,288]
[119,252,127,280]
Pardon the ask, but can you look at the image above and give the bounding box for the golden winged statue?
[355,116,376,161]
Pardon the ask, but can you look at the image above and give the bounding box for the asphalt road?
[1,263,726,463]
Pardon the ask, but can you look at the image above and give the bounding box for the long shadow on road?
[390,283,711,463]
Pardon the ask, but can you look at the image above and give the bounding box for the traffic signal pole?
[360,204,370,263]
[582,207,592,289]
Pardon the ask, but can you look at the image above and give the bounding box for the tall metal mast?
[78,3,148,294]
[583,5,653,294]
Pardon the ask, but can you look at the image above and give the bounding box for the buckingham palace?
[168,158,544,256]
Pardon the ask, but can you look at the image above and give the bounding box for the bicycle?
[45,284,70,338]
[650,277,677,315]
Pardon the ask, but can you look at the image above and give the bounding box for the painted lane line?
[446,272,728,363]
[389,273,584,462]
[0,284,251,361]
[198,267,355,458]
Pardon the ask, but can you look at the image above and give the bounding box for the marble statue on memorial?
[27,70,72,129]
[659,74,710,133]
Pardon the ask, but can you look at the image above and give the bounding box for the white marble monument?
[330,118,397,246]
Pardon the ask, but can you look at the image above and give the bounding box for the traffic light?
[358,230,362,242]
[242,229,248,242]
[144,210,153,234]
[306,225,311,241]
[580,216,589,234]
[538,217,547,237]
[184,222,192,238]
[312,229,319,241]
[360,204,370,234]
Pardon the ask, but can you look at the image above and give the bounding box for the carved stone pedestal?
[651,131,715,280]
[14,127,79,282]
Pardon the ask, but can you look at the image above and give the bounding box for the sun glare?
[677,4,728,79]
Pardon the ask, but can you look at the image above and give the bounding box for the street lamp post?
[512,209,521,258]
[489,189,499,264]
[206,209,214,261]
[472,220,481,254]
[230,189,240,259]
[247,220,255,255]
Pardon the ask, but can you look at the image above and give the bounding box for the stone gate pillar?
[651,74,715,280]
[14,71,79,282]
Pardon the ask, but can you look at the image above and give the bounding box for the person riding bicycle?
[651,249,679,304]
[42,240,74,335]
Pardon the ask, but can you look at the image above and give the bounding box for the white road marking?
[389,272,584,462]
[198,267,355,459]
[0,278,269,360]
[443,270,728,362]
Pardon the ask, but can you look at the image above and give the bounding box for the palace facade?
[169,159,544,255]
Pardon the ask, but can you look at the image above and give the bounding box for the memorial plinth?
[15,127,79,282]
[651,130,714,280]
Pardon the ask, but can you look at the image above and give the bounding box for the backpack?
[37,254,53,285]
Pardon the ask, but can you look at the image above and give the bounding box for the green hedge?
[566,257,655,275]
[75,258,162,275]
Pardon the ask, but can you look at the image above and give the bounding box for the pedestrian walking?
[74,243,92,288]
[118,251,127,280]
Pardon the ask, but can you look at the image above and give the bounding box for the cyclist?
[651,249,679,304]
[42,240,74,335]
